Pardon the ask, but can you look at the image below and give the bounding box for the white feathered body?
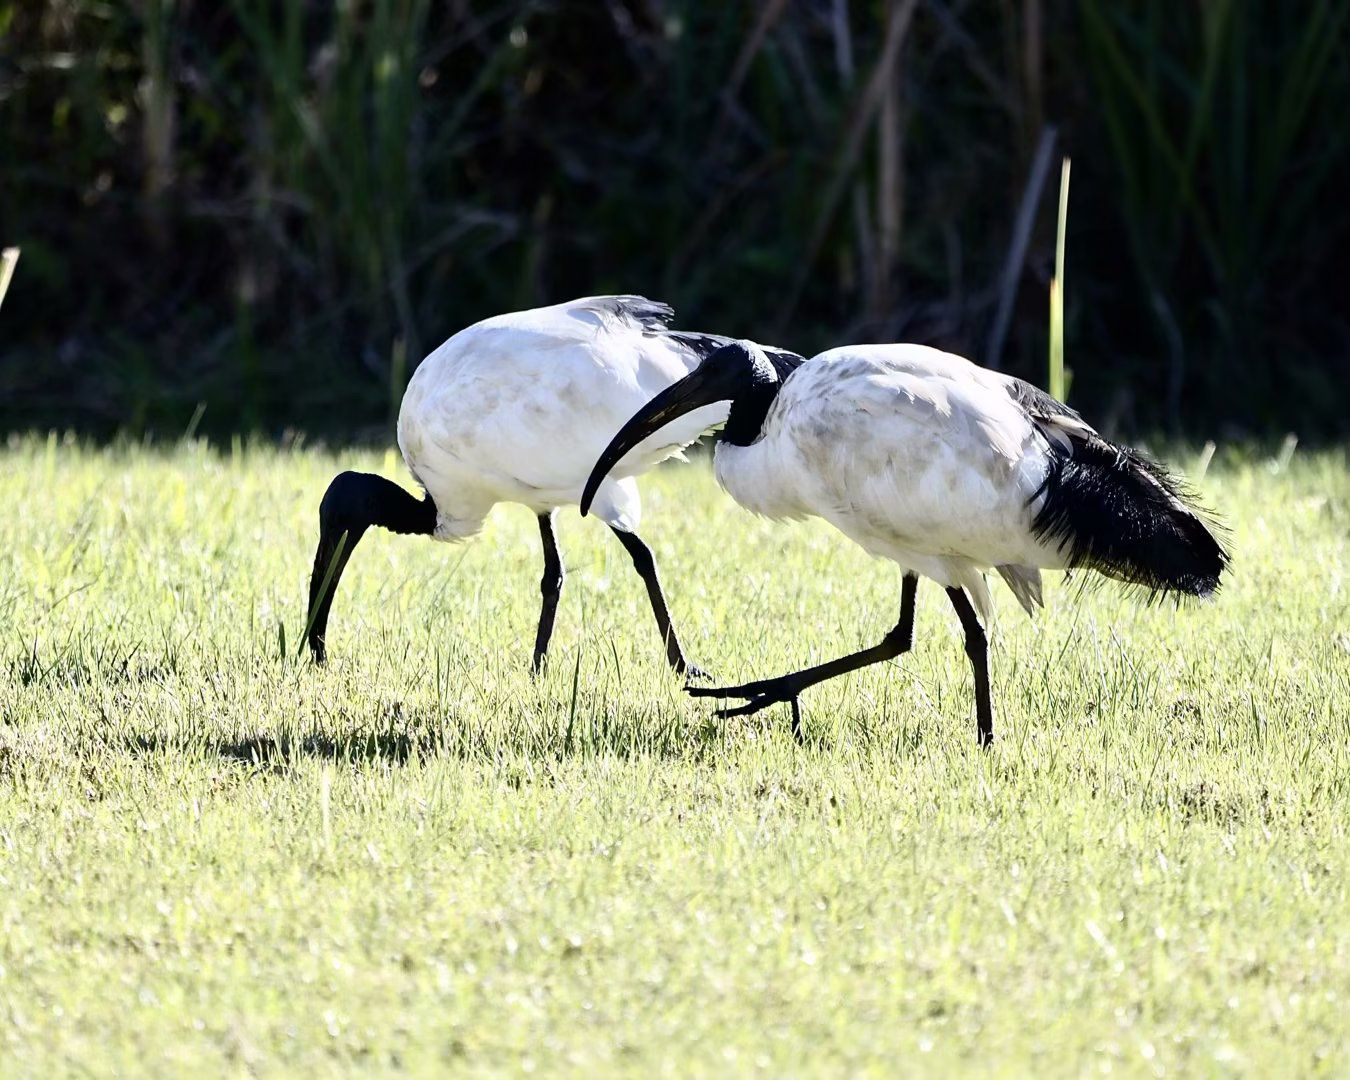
[714,344,1078,619]
[398,296,729,540]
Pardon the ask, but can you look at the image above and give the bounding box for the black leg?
[946,587,993,747]
[532,512,565,674]
[690,574,919,722]
[610,527,702,678]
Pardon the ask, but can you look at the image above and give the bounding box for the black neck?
[720,349,804,447]
[323,471,437,537]
[722,384,781,446]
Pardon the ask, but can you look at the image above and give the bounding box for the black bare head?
[580,340,803,516]
[304,471,436,662]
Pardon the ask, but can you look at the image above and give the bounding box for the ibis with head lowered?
[583,340,1228,745]
[306,297,800,674]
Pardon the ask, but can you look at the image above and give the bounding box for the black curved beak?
[304,523,358,663]
[581,360,743,517]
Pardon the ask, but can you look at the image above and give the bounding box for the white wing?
[397,296,728,528]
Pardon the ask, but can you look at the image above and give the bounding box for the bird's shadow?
[120,726,453,770]
[215,729,422,767]
[114,709,740,772]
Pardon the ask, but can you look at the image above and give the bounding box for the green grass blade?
[1048,158,1071,403]
[0,247,19,310]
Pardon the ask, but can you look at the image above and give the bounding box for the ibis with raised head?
[582,340,1228,745]
[306,297,800,674]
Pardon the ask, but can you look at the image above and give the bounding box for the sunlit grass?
[0,248,18,310]
[1,439,1347,1074]
[1049,158,1070,403]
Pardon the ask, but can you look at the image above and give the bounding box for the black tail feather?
[1031,436,1229,600]
[604,295,676,331]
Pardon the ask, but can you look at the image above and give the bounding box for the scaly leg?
[531,512,565,674]
[946,586,993,747]
[689,574,919,728]
[611,527,705,678]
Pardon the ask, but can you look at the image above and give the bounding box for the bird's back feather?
[397,295,743,526]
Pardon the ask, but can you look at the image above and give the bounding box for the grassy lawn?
[1,438,1347,1075]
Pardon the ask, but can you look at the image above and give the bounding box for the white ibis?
[306,297,801,674]
[582,340,1228,745]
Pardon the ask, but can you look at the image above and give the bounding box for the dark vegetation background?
[2,1,1347,438]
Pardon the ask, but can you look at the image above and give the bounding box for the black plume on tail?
[1030,434,1229,599]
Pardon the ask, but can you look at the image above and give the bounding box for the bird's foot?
[713,692,806,745]
[667,643,711,682]
[686,674,785,700]
[710,694,781,719]
[680,662,713,684]
[688,676,804,737]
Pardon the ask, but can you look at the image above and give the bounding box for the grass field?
[1,438,1347,1075]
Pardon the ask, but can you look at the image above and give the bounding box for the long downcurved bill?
[580,364,738,517]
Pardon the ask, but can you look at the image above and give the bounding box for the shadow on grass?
[217,729,425,766]
[113,710,744,771]
[119,729,427,768]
